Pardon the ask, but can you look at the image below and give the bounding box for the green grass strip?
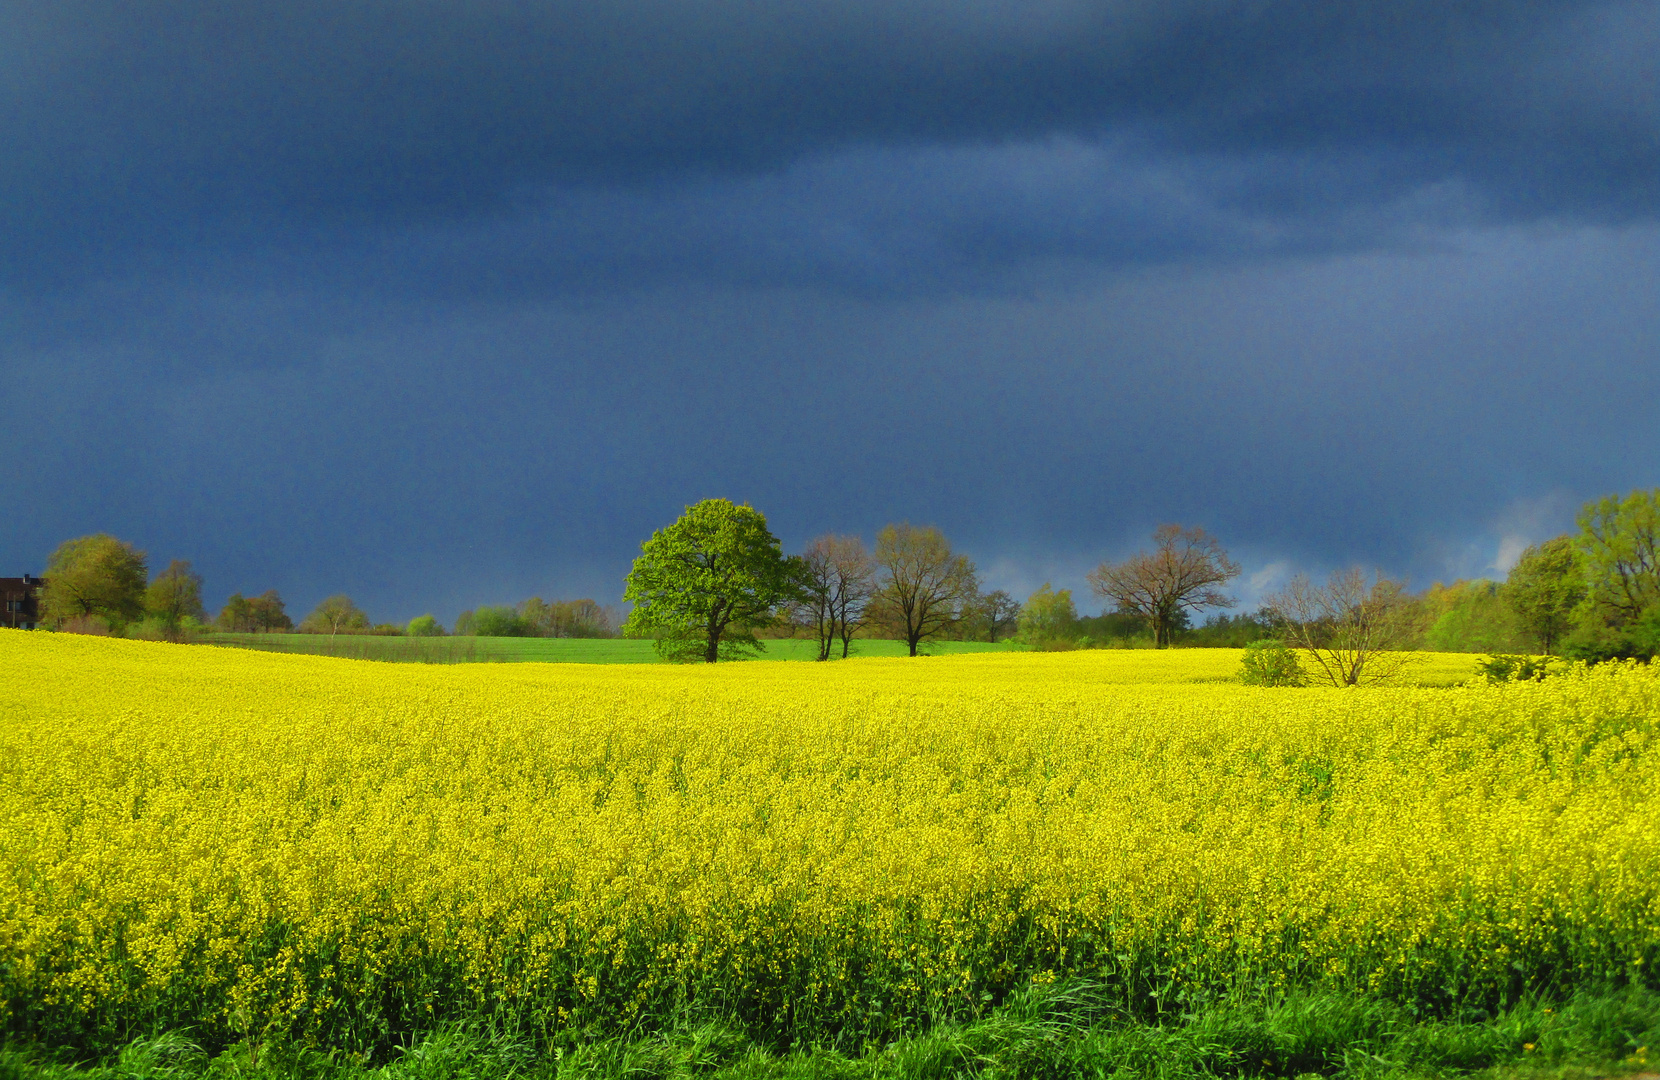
[6,982,1656,1080]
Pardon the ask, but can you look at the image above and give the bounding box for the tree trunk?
[705,606,722,663]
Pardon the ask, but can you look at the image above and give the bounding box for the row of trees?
[785,528,1020,659]
[450,598,619,638]
[38,535,207,638]
[620,502,1243,662]
[29,488,1658,665]
[1231,490,1660,685]
[31,533,619,641]
[1493,489,1659,661]
[622,490,1660,668]
[622,501,1033,662]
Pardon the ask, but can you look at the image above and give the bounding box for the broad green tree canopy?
[1018,583,1077,647]
[623,499,801,662]
[1576,489,1660,623]
[1569,489,1660,660]
[1501,536,1584,654]
[145,559,206,629]
[41,533,148,629]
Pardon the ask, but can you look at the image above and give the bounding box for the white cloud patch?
[1486,491,1579,574]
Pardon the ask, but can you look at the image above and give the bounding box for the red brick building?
[1,575,43,629]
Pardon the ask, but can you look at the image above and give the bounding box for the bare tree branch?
[1087,524,1239,647]
[870,524,977,657]
[1264,568,1416,686]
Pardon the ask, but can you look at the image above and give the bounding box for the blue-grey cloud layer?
[2,1,1657,621]
[6,0,1656,287]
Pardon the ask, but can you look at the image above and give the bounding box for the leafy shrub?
[406,614,446,637]
[1562,609,1660,664]
[1239,638,1307,686]
[466,605,532,637]
[1475,654,1556,683]
[1018,584,1077,650]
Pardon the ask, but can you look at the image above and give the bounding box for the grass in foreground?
[5,983,1657,1080]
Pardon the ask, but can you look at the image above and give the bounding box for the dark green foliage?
[9,984,1657,1080]
[217,592,293,633]
[1239,639,1307,686]
[1074,610,1160,645]
[467,605,534,637]
[1184,611,1279,648]
[41,534,149,631]
[1016,584,1077,649]
[1502,537,1585,655]
[1474,655,1556,684]
[1562,608,1660,664]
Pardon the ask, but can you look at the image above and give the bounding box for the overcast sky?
[4,0,1656,624]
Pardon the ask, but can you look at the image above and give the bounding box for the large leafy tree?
[623,499,802,662]
[41,533,148,630]
[1501,536,1584,654]
[1567,489,1660,660]
[1088,524,1239,647]
[1576,489,1660,622]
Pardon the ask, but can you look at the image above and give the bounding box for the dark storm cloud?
[3,224,1655,622]
[3,0,1656,624]
[4,0,1656,287]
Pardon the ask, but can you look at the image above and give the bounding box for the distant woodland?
[22,489,1658,666]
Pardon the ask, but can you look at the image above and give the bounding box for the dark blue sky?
[4,0,1657,624]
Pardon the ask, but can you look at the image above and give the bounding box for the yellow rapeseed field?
[1,630,1656,1052]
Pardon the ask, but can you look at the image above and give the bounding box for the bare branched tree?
[1087,524,1240,647]
[828,537,878,659]
[870,524,978,657]
[799,534,879,660]
[1264,568,1415,686]
[975,589,1023,643]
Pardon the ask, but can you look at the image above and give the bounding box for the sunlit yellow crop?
[1,631,1656,1052]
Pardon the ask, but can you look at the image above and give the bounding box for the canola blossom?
[1,631,1657,1052]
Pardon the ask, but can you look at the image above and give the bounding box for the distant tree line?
[23,488,1659,666]
[623,491,1660,665]
[452,598,620,638]
[27,536,618,642]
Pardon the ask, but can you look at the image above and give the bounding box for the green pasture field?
[200,633,1025,664]
[197,633,1485,685]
